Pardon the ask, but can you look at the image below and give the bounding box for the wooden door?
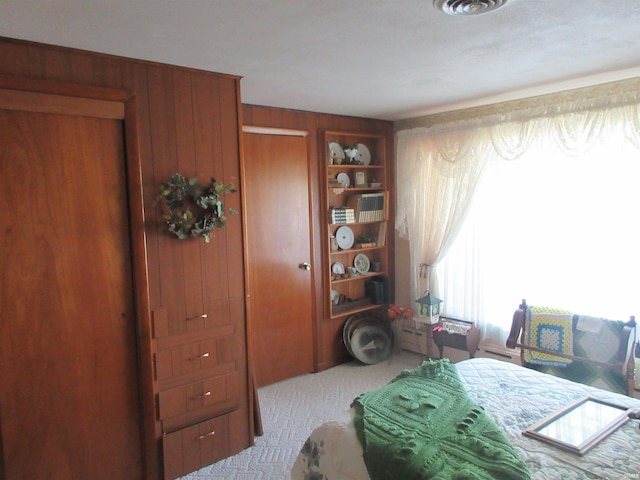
[243,130,315,387]
[0,98,143,479]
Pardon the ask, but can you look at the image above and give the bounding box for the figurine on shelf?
[330,235,339,252]
[343,144,361,164]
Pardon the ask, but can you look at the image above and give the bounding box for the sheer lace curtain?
[396,79,640,344]
[395,126,489,305]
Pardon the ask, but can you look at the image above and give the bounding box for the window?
[396,81,640,345]
[437,124,640,343]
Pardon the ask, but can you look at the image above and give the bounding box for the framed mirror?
[523,396,631,455]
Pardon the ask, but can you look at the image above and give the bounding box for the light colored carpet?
[179,350,424,480]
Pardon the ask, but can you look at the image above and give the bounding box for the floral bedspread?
[291,358,640,480]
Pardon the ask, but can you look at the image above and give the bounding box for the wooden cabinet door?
[243,130,315,387]
[0,96,143,479]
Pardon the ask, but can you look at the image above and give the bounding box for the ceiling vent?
[433,0,510,16]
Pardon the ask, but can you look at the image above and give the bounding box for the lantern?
[415,291,443,325]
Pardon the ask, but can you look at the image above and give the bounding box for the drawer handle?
[198,430,216,440]
[190,352,210,361]
[186,313,208,321]
[192,391,212,399]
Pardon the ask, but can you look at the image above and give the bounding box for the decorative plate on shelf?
[331,262,345,275]
[356,143,371,165]
[354,253,370,274]
[336,172,350,188]
[328,142,345,162]
[335,226,354,249]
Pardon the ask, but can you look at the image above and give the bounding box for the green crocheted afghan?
[351,359,531,480]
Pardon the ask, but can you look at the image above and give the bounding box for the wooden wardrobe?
[0,37,252,480]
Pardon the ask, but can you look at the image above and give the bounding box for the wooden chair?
[507,299,637,397]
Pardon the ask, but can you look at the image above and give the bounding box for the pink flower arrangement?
[387,304,414,321]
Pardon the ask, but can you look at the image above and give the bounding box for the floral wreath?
[158,173,236,243]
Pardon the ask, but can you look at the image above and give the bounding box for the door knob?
[299,262,311,271]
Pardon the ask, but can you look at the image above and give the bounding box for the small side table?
[433,319,481,359]
[397,318,436,358]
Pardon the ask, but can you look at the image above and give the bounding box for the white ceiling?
[2,0,640,121]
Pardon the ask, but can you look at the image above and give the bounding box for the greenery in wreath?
[158,173,237,243]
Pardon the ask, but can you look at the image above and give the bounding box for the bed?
[291,358,640,479]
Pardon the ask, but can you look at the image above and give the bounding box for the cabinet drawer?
[158,371,239,421]
[163,415,230,480]
[153,299,233,339]
[156,334,236,382]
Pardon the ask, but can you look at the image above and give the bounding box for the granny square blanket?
[523,306,574,367]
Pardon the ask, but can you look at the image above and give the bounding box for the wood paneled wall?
[243,105,394,370]
[0,34,394,477]
[0,36,247,479]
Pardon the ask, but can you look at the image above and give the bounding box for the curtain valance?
[395,77,640,322]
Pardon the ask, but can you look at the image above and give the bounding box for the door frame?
[240,125,319,384]
[0,74,156,478]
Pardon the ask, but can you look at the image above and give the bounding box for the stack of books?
[365,277,388,304]
[329,207,355,224]
[346,192,386,222]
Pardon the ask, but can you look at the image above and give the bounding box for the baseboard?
[476,343,521,365]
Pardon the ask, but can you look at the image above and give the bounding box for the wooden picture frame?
[523,396,631,455]
[354,170,367,187]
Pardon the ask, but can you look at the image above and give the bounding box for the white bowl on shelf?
[369,182,382,188]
